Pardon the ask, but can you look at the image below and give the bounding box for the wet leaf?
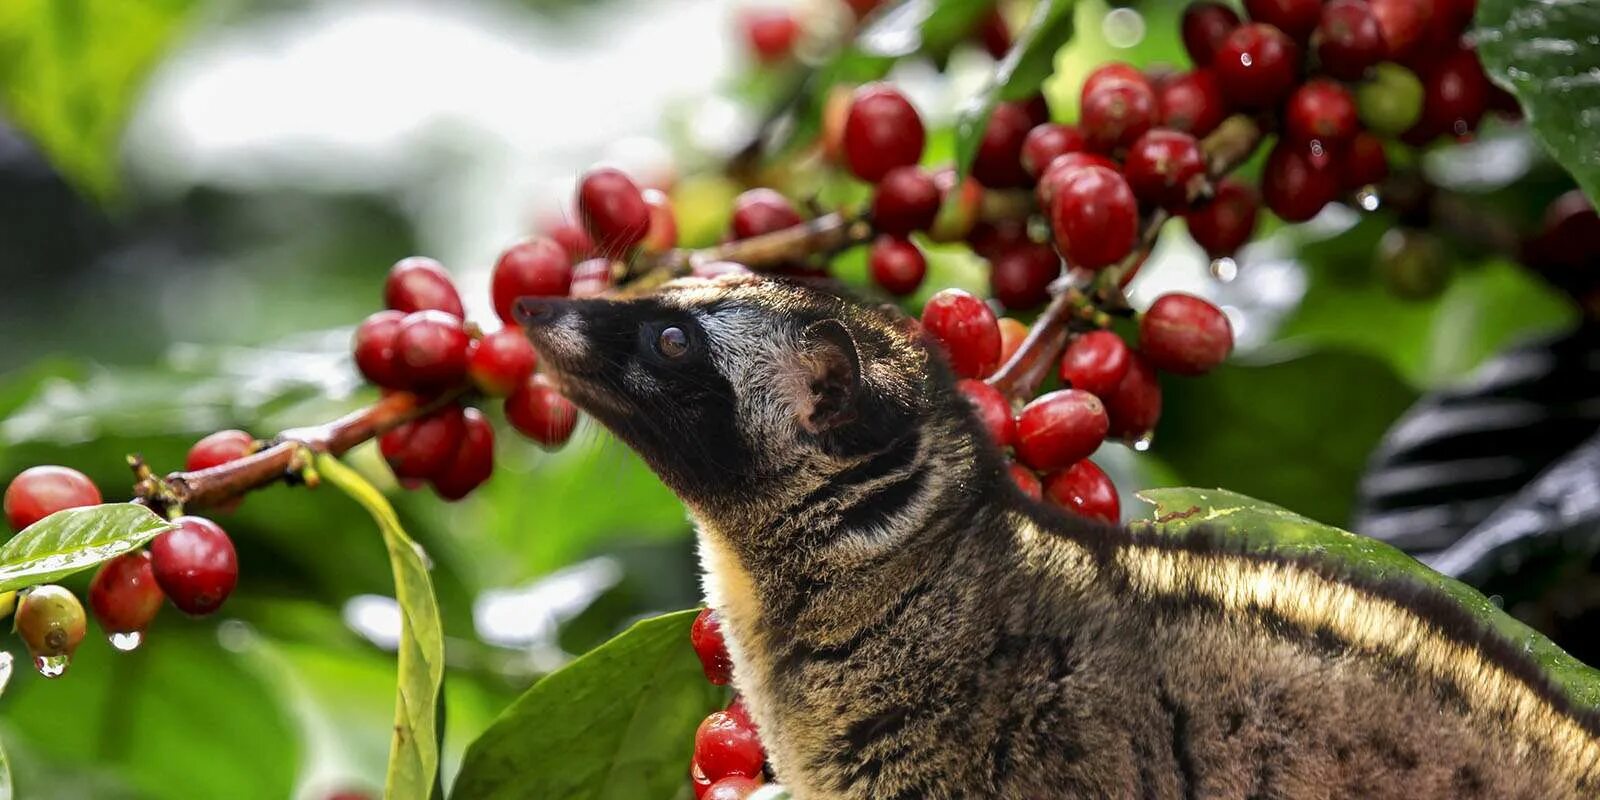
[955,0,1077,176]
[0,504,173,593]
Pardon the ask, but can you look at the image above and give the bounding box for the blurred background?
[0,0,1596,797]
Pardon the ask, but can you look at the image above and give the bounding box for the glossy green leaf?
[0,504,173,593]
[452,609,721,800]
[1476,0,1600,202]
[955,0,1076,175]
[0,0,199,200]
[316,454,445,800]
[1136,487,1600,710]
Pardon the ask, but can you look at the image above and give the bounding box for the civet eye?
[656,326,690,359]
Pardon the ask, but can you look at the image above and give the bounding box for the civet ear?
[797,319,861,433]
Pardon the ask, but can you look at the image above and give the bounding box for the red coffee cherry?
[569,258,616,298]
[492,238,573,325]
[1186,178,1260,258]
[1021,123,1088,177]
[505,374,579,448]
[1157,70,1228,137]
[843,83,925,182]
[1048,165,1139,270]
[1342,132,1390,190]
[432,407,496,501]
[1008,462,1043,501]
[543,220,594,262]
[976,6,1011,58]
[353,310,408,388]
[1104,352,1163,440]
[15,585,87,670]
[868,236,927,297]
[4,465,101,532]
[384,256,464,318]
[396,310,471,389]
[1285,80,1359,147]
[997,317,1029,365]
[1058,330,1132,398]
[989,242,1061,310]
[1523,190,1600,285]
[1314,0,1386,81]
[1263,141,1340,223]
[149,516,239,617]
[730,188,803,240]
[956,379,1015,448]
[1214,23,1301,109]
[872,166,941,237]
[964,218,1030,262]
[381,404,468,481]
[1036,152,1121,208]
[1044,460,1120,523]
[742,7,801,64]
[1414,46,1488,140]
[1140,293,1234,376]
[187,429,255,472]
[921,289,1002,379]
[971,101,1034,189]
[640,188,678,253]
[1015,389,1109,471]
[1369,0,1432,62]
[1181,2,1241,66]
[694,710,765,781]
[577,167,650,254]
[1080,72,1157,151]
[691,607,734,685]
[1081,62,1147,98]
[1123,129,1207,211]
[703,777,763,800]
[89,550,165,637]
[1244,0,1321,42]
[468,328,539,396]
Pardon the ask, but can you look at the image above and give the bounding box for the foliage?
[955,0,1076,175]
[0,505,172,593]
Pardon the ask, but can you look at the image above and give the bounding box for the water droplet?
[33,653,70,678]
[1133,432,1155,452]
[1102,8,1146,48]
[110,631,143,652]
[1209,257,1239,283]
[1356,188,1381,211]
[1240,54,1253,67]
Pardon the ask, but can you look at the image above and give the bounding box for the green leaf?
[0,504,173,593]
[1135,487,1600,711]
[954,0,1077,175]
[1475,0,1600,202]
[1153,348,1418,528]
[316,454,445,800]
[0,0,200,200]
[452,609,722,800]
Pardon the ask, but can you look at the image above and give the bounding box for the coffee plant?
[0,0,1597,797]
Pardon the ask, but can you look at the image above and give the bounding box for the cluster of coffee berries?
[924,287,1234,524]
[688,608,771,800]
[2,464,239,675]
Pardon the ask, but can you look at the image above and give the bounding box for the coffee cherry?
[1123,129,1207,211]
[1186,178,1260,258]
[1527,190,1600,272]
[704,777,763,800]
[691,761,714,800]
[1285,80,1359,148]
[1244,0,1321,42]
[1342,132,1390,190]
[1036,152,1120,208]
[468,329,539,396]
[730,189,803,240]
[1262,141,1339,223]
[965,219,1030,262]
[997,317,1029,364]
[1009,462,1043,501]
[976,6,1011,58]
[843,83,925,182]
[1044,460,1120,523]
[1214,23,1300,109]
[1021,123,1088,177]
[971,101,1034,189]
[16,585,86,669]
[505,374,579,447]
[1081,63,1146,98]
[569,258,615,298]
[492,238,573,325]
[1104,352,1163,440]
[1048,165,1139,269]
[868,237,927,297]
[743,7,801,64]
[577,167,650,254]
[396,310,471,389]
[1080,73,1157,151]
[1059,331,1132,398]
[353,310,408,388]
[1377,228,1452,300]
[4,465,101,532]
[921,289,1002,379]
[872,166,941,237]
[927,168,984,243]
[432,407,496,501]
[381,405,468,481]
[384,257,464,318]
[1157,70,1228,137]
[1357,63,1425,136]
[640,188,678,254]
[691,607,734,685]
[1015,389,1109,471]
[1314,0,1385,81]
[89,550,164,636]
[149,516,239,617]
[989,242,1061,310]
[1181,2,1241,66]
[1414,47,1488,140]
[544,220,594,262]
[957,379,1015,448]
[1140,293,1233,376]
[1369,0,1432,62]
[186,429,255,472]
[695,710,765,781]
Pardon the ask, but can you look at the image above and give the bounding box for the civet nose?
[513,297,564,328]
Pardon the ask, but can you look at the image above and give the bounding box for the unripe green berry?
[1357,63,1424,137]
